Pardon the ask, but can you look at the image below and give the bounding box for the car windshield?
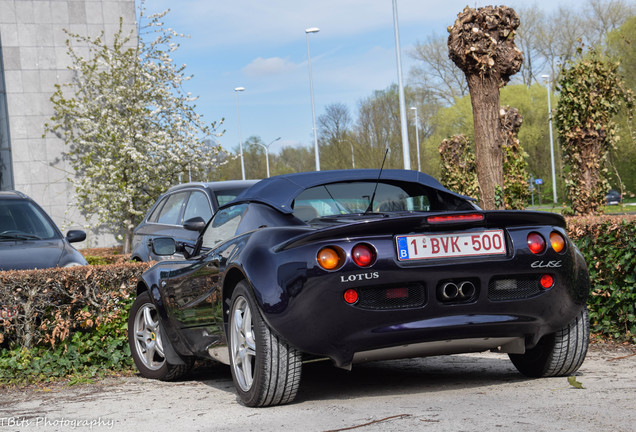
[0,199,59,241]
[291,181,471,221]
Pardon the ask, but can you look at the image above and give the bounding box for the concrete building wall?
[0,0,136,247]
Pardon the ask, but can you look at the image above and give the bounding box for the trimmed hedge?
[0,262,151,383]
[0,215,634,384]
[566,215,636,343]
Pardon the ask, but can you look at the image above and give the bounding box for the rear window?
[292,181,471,221]
[214,188,251,208]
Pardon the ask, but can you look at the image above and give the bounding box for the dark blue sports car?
[128,170,590,407]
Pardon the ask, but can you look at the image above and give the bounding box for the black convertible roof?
[223,169,470,214]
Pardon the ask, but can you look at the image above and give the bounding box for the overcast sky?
[142,0,583,157]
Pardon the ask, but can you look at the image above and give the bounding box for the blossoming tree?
[45,9,222,252]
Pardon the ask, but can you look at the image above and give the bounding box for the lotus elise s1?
[128,169,590,407]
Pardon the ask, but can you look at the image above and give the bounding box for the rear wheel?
[128,291,191,380]
[228,281,302,407]
[510,308,589,377]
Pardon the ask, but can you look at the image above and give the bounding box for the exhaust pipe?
[458,281,476,299]
[440,280,477,302]
[441,282,459,300]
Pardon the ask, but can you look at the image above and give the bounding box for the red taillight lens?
[540,274,554,289]
[317,247,344,270]
[351,243,376,267]
[550,232,566,253]
[527,233,546,254]
[344,289,359,304]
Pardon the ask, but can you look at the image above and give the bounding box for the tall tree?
[500,106,531,209]
[409,35,468,105]
[606,15,636,193]
[448,6,524,209]
[318,103,355,170]
[438,135,479,198]
[584,0,636,47]
[555,48,633,214]
[45,10,221,251]
[515,7,546,86]
[355,85,404,169]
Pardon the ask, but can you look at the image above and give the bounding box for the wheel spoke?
[143,307,157,331]
[155,335,165,358]
[144,342,156,365]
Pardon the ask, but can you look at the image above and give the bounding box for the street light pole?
[410,106,421,172]
[305,27,320,171]
[234,86,246,180]
[392,0,410,170]
[541,75,558,203]
[257,137,280,178]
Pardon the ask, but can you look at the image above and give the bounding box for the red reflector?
[527,233,546,254]
[540,274,554,289]
[343,289,359,304]
[427,213,484,224]
[385,287,409,299]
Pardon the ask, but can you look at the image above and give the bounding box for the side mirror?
[66,230,86,243]
[151,237,177,256]
[183,216,207,232]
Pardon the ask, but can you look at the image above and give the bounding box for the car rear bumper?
[262,249,589,368]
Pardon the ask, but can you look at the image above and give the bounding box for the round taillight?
[540,274,554,289]
[317,247,343,270]
[550,232,566,253]
[351,243,376,267]
[344,289,359,304]
[527,233,546,254]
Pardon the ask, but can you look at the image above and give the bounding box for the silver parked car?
[131,181,257,262]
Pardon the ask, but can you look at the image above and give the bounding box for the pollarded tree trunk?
[466,74,504,209]
[448,6,523,209]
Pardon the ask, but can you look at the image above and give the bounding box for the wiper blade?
[0,233,42,240]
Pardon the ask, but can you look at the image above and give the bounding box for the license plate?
[396,230,506,261]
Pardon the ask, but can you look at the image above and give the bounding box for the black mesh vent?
[355,284,426,310]
[488,277,543,301]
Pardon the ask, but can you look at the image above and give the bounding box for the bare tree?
[515,7,546,86]
[355,86,403,169]
[536,7,586,80]
[584,0,636,46]
[318,103,355,170]
[448,6,523,210]
[409,35,468,105]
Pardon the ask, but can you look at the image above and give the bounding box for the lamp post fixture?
[541,74,558,203]
[257,137,280,178]
[234,86,246,180]
[392,0,410,170]
[305,27,320,171]
[410,106,421,172]
[339,138,355,169]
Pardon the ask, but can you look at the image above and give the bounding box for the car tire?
[128,291,192,380]
[228,280,302,407]
[509,308,589,377]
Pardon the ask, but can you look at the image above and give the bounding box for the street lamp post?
[410,106,421,172]
[234,86,246,180]
[392,0,410,170]
[305,27,320,171]
[339,138,355,169]
[541,75,558,203]
[257,137,281,178]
